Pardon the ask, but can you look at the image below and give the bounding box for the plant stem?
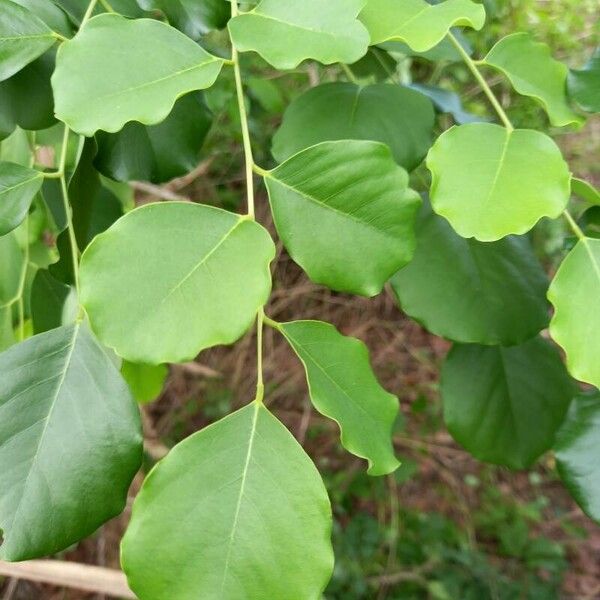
[99,0,115,12]
[231,1,256,219]
[341,63,358,84]
[563,209,586,241]
[58,124,81,294]
[81,0,100,28]
[448,32,514,131]
[16,217,29,341]
[255,309,265,404]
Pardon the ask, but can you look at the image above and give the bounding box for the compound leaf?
[442,338,575,470]
[121,403,334,599]
[94,92,212,184]
[263,140,420,297]
[568,47,600,114]
[279,320,399,475]
[52,14,224,136]
[137,0,229,39]
[359,0,485,51]
[427,123,571,241]
[548,238,600,388]
[0,0,58,81]
[0,161,43,236]
[80,202,275,364]
[555,390,600,523]
[228,0,369,70]
[391,202,549,345]
[272,82,435,171]
[483,33,582,128]
[0,322,142,561]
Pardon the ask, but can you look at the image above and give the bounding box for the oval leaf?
[0,0,57,81]
[391,202,549,345]
[263,140,420,296]
[0,323,143,561]
[278,320,399,475]
[555,391,600,523]
[442,338,575,470]
[427,123,571,241]
[359,0,485,51]
[121,403,334,599]
[483,33,582,128]
[94,92,212,184]
[228,0,369,70]
[0,161,43,235]
[548,238,600,388]
[272,82,435,171]
[52,14,224,135]
[80,202,275,364]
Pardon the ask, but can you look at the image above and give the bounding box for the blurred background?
[1,0,599,598]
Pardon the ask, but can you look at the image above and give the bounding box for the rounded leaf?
[427,123,571,241]
[272,82,435,171]
[442,338,575,470]
[52,14,224,135]
[391,202,550,345]
[121,403,334,599]
[80,202,275,364]
[548,238,600,388]
[264,140,420,296]
[0,323,142,561]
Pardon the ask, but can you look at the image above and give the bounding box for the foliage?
[0,0,598,597]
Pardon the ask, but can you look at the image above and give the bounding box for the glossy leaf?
[483,33,582,128]
[272,82,435,171]
[0,52,57,138]
[30,269,77,334]
[555,391,600,523]
[0,161,43,235]
[279,320,399,475]
[228,0,369,70]
[548,238,600,388]
[263,140,420,296]
[0,0,57,81]
[121,361,168,404]
[427,123,571,241]
[391,202,549,345]
[137,0,229,39]
[52,14,224,135]
[359,0,485,51]
[568,47,600,114]
[572,177,600,206]
[442,338,575,470]
[410,83,483,124]
[121,403,334,599]
[80,202,275,364]
[0,323,142,561]
[10,0,72,36]
[94,92,212,184]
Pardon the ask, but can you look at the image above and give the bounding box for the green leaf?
[410,83,483,124]
[0,0,58,81]
[0,52,57,138]
[263,140,420,296]
[0,305,15,351]
[272,82,435,171]
[52,14,224,136]
[80,202,275,364]
[278,320,399,475]
[0,161,43,236]
[94,92,212,184]
[391,202,549,345]
[555,390,600,523]
[442,338,575,470]
[228,0,369,70]
[137,0,229,39]
[0,322,142,560]
[568,47,600,114]
[0,230,23,304]
[121,403,334,599]
[121,361,168,404]
[427,123,571,241]
[9,0,72,36]
[359,0,485,51]
[483,33,583,128]
[548,238,600,388]
[30,269,77,334]
[572,177,600,206]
